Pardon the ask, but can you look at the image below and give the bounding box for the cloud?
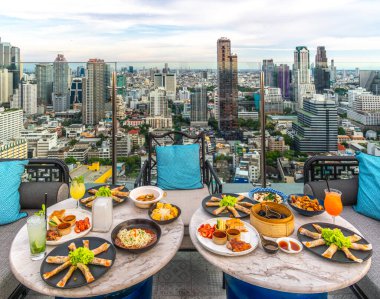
[0,0,379,67]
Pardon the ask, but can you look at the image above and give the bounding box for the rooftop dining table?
[9,198,184,298]
[189,194,371,299]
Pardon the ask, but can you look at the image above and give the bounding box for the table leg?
[55,276,153,299]
[225,274,327,299]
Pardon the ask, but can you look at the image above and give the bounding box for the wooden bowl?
[250,202,294,238]
[212,231,227,245]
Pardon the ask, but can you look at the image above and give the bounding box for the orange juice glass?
[324,189,343,224]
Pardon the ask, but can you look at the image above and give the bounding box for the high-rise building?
[0,38,11,67]
[330,59,337,83]
[277,64,291,99]
[314,46,330,93]
[36,64,53,106]
[347,87,370,108]
[347,93,380,126]
[262,59,276,87]
[149,88,169,117]
[52,54,70,112]
[153,73,176,93]
[217,37,238,137]
[292,95,337,152]
[0,68,12,103]
[293,46,315,109]
[19,81,37,115]
[70,78,83,106]
[359,70,380,95]
[0,107,23,141]
[10,46,20,90]
[190,85,208,126]
[83,59,109,125]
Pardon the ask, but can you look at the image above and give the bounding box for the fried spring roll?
[206,201,221,207]
[90,257,112,267]
[46,256,70,264]
[350,242,372,251]
[210,196,221,201]
[68,242,77,251]
[299,227,322,240]
[236,195,245,202]
[312,223,323,233]
[57,265,76,288]
[322,244,338,259]
[77,263,95,283]
[303,239,326,248]
[83,240,89,249]
[86,202,94,208]
[43,261,71,279]
[112,195,124,203]
[87,189,98,195]
[81,196,96,204]
[212,206,226,215]
[342,247,363,263]
[111,185,125,191]
[112,191,129,197]
[238,202,254,207]
[92,243,110,255]
[227,206,240,218]
[348,234,362,243]
[234,204,251,214]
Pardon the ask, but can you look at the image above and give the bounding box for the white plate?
[46,208,92,246]
[196,218,259,256]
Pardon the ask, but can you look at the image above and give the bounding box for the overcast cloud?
[1,0,379,67]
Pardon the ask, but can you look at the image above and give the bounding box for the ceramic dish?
[148,202,181,225]
[80,184,129,209]
[276,237,303,254]
[248,188,286,204]
[129,186,164,209]
[201,193,253,218]
[287,194,325,217]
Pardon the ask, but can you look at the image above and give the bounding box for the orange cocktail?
[324,189,342,224]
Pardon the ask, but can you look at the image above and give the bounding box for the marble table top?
[189,199,371,294]
[10,198,184,298]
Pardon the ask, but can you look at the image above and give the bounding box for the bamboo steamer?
[250,202,294,237]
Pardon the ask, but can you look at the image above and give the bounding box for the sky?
[1,0,380,68]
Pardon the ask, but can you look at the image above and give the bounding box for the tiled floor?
[26,252,357,299]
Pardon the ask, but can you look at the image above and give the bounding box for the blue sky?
[1,0,380,68]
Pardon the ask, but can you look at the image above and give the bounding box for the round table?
[10,198,184,298]
[190,206,371,299]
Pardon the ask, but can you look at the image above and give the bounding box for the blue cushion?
[354,152,380,220]
[156,144,203,190]
[0,160,29,225]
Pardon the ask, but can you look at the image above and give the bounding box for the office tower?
[359,70,380,95]
[149,88,169,117]
[314,46,330,93]
[70,78,83,106]
[163,63,169,74]
[52,54,70,112]
[0,107,23,140]
[36,64,53,106]
[348,93,380,125]
[0,68,11,103]
[292,94,337,152]
[153,73,176,93]
[115,95,125,119]
[154,73,163,88]
[262,59,276,87]
[330,59,337,83]
[190,85,208,126]
[277,64,291,99]
[83,59,109,125]
[18,81,37,115]
[10,46,20,89]
[347,87,370,108]
[217,37,238,136]
[0,38,11,67]
[293,46,315,109]
[128,66,134,73]
[264,87,283,114]
[76,66,85,77]
[117,74,126,97]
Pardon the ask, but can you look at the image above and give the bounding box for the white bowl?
[276,237,303,254]
[129,186,164,209]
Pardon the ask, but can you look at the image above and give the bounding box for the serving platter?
[41,237,116,289]
[201,193,253,218]
[297,222,373,263]
[248,187,286,204]
[287,194,325,217]
[80,184,129,209]
[47,208,92,246]
[196,217,259,256]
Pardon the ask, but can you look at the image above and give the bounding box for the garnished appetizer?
[81,185,129,208]
[205,194,252,217]
[198,223,216,239]
[151,203,178,221]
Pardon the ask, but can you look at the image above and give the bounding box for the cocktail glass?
[27,214,46,260]
[324,188,343,225]
[70,180,86,209]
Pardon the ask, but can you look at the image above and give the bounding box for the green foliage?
[34,204,46,217]
[87,157,112,165]
[334,87,348,95]
[238,118,259,130]
[208,117,218,130]
[237,85,255,92]
[68,139,78,147]
[64,157,77,165]
[283,107,292,115]
[282,134,293,146]
[341,141,349,148]
[266,150,281,167]
[215,155,233,163]
[72,175,84,184]
[117,155,141,172]
[338,127,346,135]
[265,121,276,131]
[96,186,112,197]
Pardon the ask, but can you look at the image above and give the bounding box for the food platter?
[196,217,259,256]
[287,194,325,217]
[248,188,286,204]
[40,237,116,289]
[297,222,373,263]
[201,193,253,218]
[80,184,129,209]
[46,209,92,246]
[111,218,161,253]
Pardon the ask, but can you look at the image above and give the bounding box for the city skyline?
[1,0,380,66]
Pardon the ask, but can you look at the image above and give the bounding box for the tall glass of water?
[27,214,46,260]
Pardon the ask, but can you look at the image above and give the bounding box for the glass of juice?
[324,189,343,224]
[70,176,86,209]
[27,214,47,260]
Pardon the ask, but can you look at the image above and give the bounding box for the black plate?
[148,203,181,225]
[80,184,129,209]
[111,218,161,253]
[297,222,373,263]
[40,237,116,289]
[287,194,325,217]
[201,193,252,218]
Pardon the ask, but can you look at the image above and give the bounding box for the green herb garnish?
[72,175,84,184]
[264,193,276,201]
[321,228,352,249]
[69,247,94,266]
[96,186,112,197]
[219,195,238,207]
[34,204,46,217]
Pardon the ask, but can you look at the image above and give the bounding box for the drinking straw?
[44,193,48,223]
[325,175,331,192]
